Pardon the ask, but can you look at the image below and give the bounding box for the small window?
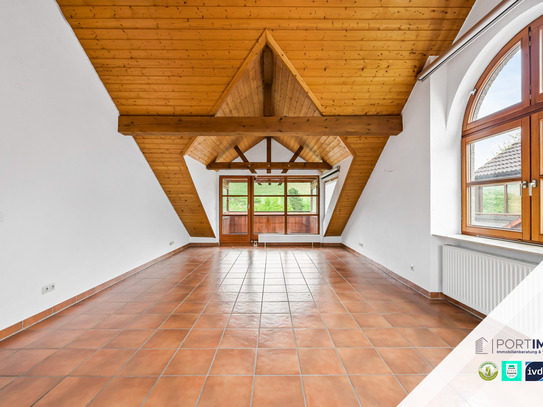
[324,178,338,214]
[471,43,522,122]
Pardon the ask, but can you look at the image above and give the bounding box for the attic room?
[2,0,543,405]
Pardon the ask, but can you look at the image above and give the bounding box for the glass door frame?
[219,176,253,245]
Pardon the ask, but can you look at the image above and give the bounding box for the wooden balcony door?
[220,177,252,245]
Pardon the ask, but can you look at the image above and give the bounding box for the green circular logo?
[479,362,498,381]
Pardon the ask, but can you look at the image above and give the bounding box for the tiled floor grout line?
[21,248,216,407]
[278,249,309,407]
[248,249,266,407]
[78,248,231,407]
[192,248,250,407]
[317,247,444,395]
[291,248,364,407]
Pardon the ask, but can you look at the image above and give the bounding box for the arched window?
[462,15,543,243]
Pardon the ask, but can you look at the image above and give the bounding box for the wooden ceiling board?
[57,0,475,116]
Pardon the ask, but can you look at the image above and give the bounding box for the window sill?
[433,233,543,256]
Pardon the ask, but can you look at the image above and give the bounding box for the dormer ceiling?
[56,0,475,237]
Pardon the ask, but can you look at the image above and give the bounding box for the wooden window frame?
[219,175,320,244]
[461,15,543,244]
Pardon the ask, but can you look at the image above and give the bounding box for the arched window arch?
[462,15,543,243]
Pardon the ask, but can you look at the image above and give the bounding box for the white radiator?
[442,245,536,315]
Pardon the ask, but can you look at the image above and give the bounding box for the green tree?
[288,187,305,211]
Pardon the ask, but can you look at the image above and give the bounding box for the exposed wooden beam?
[282,146,304,174]
[233,146,256,174]
[118,115,403,137]
[207,161,331,171]
[266,137,272,173]
[262,45,274,117]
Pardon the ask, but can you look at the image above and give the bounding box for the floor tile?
[363,328,410,347]
[294,329,334,348]
[259,329,296,348]
[428,328,470,347]
[220,329,258,348]
[210,349,256,375]
[337,348,391,374]
[181,330,224,348]
[66,329,119,349]
[143,329,189,348]
[25,349,94,376]
[198,376,253,407]
[33,377,109,407]
[253,376,305,407]
[117,349,175,376]
[302,376,360,407]
[144,376,205,407]
[164,349,215,375]
[396,328,449,347]
[328,329,371,348]
[227,314,260,329]
[416,347,453,367]
[88,377,156,406]
[321,313,359,328]
[383,314,424,328]
[72,349,135,376]
[377,348,433,374]
[0,349,56,376]
[193,314,229,329]
[352,314,391,328]
[298,348,345,375]
[350,375,406,407]
[256,349,300,375]
[0,377,62,407]
[25,330,85,349]
[161,314,199,329]
[291,314,325,328]
[396,374,427,393]
[104,330,153,349]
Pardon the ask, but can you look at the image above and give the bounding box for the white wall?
[342,0,543,293]
[0,0,191,330]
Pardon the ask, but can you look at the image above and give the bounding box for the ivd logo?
[525,362,543,381]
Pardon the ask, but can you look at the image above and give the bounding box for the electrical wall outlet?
[42,283,55,294]
[169,241,175,246]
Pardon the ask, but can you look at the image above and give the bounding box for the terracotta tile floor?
[0,247,480,406]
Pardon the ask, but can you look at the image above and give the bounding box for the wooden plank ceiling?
[57,0,474,237]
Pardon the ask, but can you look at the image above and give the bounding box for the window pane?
[472,44,522,121]
[324,179,338,214]
[254,216,285,234]
[287,216,318,234]
[467,128,521,182]
[222,215,247,234]
[287,196,318,214]
[222,180,248,196]
[222,197,248,213]
[254,197,285,212]
[287,179,318,195]
[468,182,521,231]
[254,178,284,195]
